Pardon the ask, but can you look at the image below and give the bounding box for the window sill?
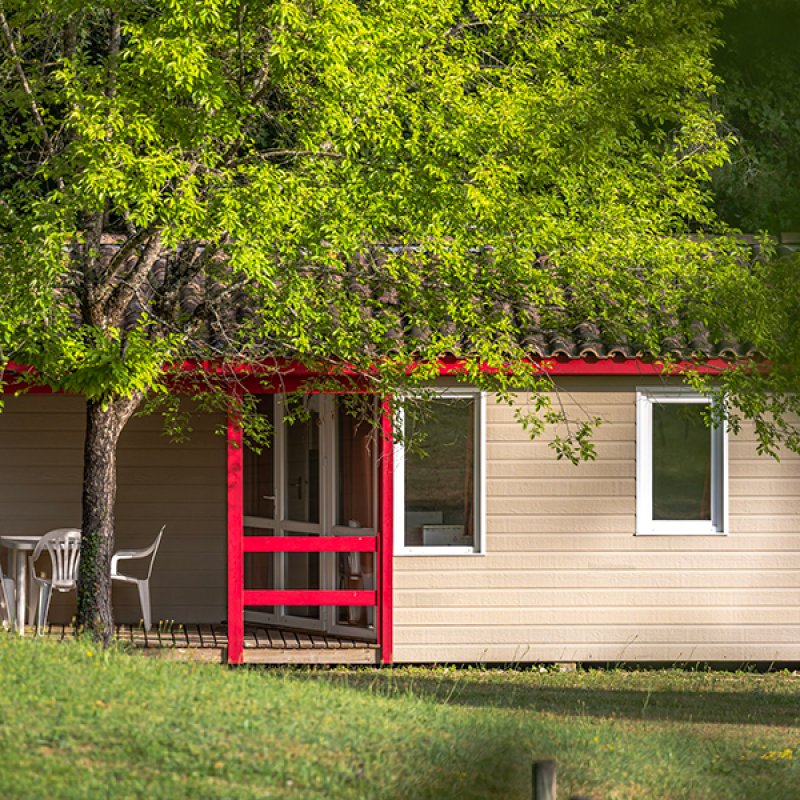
[635,527,727,537]
[395,547,485,556]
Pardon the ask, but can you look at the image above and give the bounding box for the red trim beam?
[244,590,378,607]
[1,356,740,395]
[243,536,377,553]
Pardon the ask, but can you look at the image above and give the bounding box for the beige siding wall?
[393,377,800,663]
[0,394,227,625]
[4,383,799,662]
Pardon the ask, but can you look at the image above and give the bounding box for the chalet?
[2,319,797,667]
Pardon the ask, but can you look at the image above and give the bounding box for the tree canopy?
[0,0,756,634]
[713,0,800,234]
[691,0,800,457]
[0,0,746,384]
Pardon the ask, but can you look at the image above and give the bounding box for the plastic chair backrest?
[143,526,165,580]
[32,529,81,590]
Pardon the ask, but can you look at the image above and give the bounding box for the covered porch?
[0,390,393,665]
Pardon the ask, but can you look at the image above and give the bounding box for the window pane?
[243,397,275,519]
[337,405,374,528]
[405,397,476,547]
[337,552,375,629]
[283,544,320,620]
[652,403,711,521]
[243,549,275,614]
[283,409,320,524]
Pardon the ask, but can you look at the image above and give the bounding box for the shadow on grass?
[376,726,531,800]
[289,670,800,729]
[281,670,800,800]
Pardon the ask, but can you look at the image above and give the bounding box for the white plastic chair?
[111,526,164,631]
[28,528,81,634]
[0,560,15,630]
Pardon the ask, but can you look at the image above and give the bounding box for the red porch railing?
[242,535,378,607]
[226,404,393,665]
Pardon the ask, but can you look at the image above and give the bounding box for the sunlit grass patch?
[0,637,798,798]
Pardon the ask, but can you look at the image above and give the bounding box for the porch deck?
[42,622,380,665]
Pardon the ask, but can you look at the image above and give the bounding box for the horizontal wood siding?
[5,382,799,661]
[393,377,800,663]
[0,395,226,625]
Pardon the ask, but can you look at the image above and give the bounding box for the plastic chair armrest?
[113,548,149,561]
[111,551,143,575]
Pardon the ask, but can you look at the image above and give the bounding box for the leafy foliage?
[0,0,745,403]
[0,1,757,627]
[686,240,800,458]
[696,0,800,456]
[713,0,800,234]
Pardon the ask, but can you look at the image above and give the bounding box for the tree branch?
[106,11,120,100]
[81,213,107,325]
[167,234,229,294]
[105,231,163,327]
[251,148,344,161]
[94,225,158,308]
[0,4,64,189]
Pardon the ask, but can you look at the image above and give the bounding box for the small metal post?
[532,759,556,800]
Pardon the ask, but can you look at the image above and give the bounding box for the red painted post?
[226,397,245,665]
[379,402,394,664]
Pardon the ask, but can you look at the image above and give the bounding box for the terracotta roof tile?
[97,239,759,363]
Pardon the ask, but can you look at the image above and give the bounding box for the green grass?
[0,637,798,798]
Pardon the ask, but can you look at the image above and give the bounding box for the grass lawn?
[0,637,798,798]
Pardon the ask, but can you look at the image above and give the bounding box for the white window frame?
[394,389,486,556]
[636,387,727,536]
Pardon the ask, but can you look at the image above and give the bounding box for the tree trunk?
[76,394,142,642]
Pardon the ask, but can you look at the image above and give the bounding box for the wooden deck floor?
[42,622,380,664]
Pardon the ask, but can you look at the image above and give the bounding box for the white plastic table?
[0,536,41,635]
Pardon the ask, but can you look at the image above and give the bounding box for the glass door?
[279,397,323,627]
[243,396,278,623]
[244,395,325,632]
[243,394,377,638]
[326,402,377,640]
